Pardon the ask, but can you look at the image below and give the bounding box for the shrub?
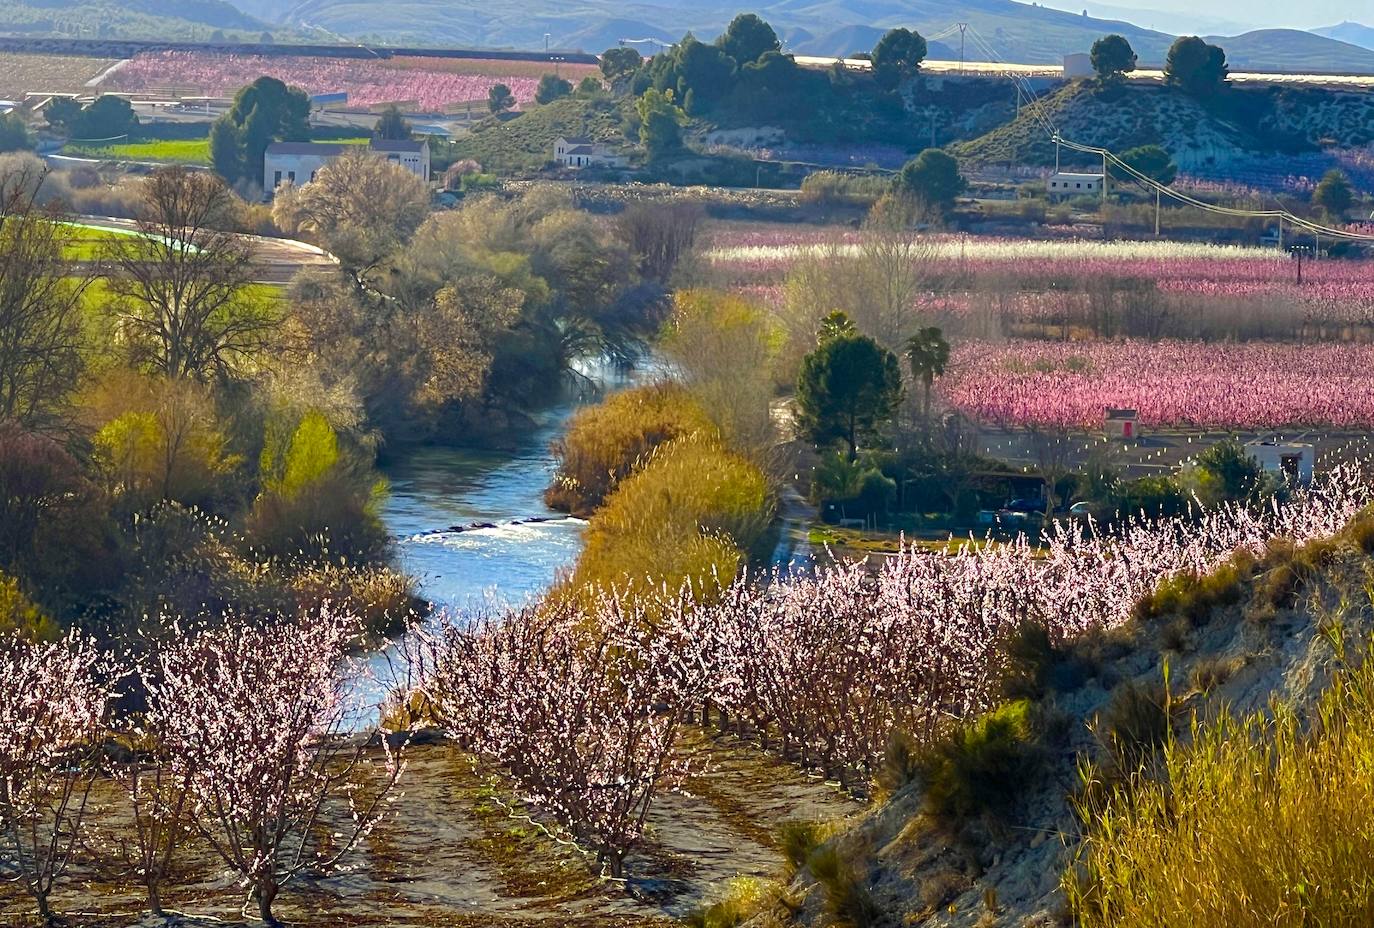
[1070,646,1374,928]
[809,845,883,928]
[800,170,891,206]
[245,411,389,564]
[1133,548,1256,624]
[687,877,786,928]
[779,820,831,877]
[998,620,1088,699]
[916,700,1042,829]
[571,434,774,599]
[569,433,773,599]
[0,422,113,607]
[0,573,61,642]
[1095,680,1172,771]
[85,372,244,514]
[546,382,715,516]
[288,563,421,639]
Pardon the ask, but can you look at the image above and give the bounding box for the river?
[380,401,586,613]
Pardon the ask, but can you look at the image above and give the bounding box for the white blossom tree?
[0,632,113,924]
[146,610,404,924]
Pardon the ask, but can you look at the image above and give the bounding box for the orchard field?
[0,51,115,97]
[102,50,600,109]
[707,226,1374,448]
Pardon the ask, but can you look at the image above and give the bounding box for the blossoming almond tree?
[0,632,113,925]
[146,610,403,925]
[423,594,709,877]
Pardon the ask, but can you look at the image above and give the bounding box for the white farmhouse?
[1048,171,1104,198]
[1244,439,1315,486]
[553,136,628,169]
[264,138,431,191]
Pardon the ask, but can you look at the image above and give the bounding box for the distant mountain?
[227,0,1182,62]
[786,23,957,59]
[1205,29,1374,73]
[1312,21,1374,52]
[225,0,1374,74]
[0,0,277,39]
[1039,0,1258,37]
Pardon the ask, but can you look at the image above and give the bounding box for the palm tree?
[904,326,950,428]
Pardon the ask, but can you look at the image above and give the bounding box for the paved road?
[74,214,336,283]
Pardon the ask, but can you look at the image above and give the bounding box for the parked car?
[1068,501,1095,518]
[1004,498,1044,513]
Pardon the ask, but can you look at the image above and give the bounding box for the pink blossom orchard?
[939,339,1374,431]
[0,633,111,923]
[107,51,549,110]
[146,610,403,925]
[705,232,1374,324]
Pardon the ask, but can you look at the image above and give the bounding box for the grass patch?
[1069,644,1374,928]
[63,138,212,164]
[686,876,788,928]
[62,133,370,165]
[808,845,883,928]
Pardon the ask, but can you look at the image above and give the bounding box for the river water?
[380,402,586,614]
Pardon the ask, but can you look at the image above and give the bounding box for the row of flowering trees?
[0,610,403,926]
[6,465,1372,918]
[417,462,1374,862]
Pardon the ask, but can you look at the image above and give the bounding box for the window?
[310,171,317,181]
[1076,182,1081,189]
[273,170,281,186]
[288,171,296,183]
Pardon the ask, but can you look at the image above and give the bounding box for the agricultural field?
[61,137,210,164]
[60,133,369,165]
[707,226,1374,435]
[0,51,115,98]
[102,50,598,110]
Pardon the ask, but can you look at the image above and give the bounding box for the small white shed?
[1063,53,1094,79]
[1244,439,1314,486]
[1049,172,1104,198]
[1104,408,1138,440]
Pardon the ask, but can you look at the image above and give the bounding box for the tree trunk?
[147,881,164,918]
[255,881,281,927]
[36,890,55,927]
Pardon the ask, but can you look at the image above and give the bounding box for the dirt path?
[0,735,860,927]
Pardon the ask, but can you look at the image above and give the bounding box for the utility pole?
[1054,138,1060,173]
[958,23,968,74]
[1101,151,1108,205]
[1155,187,1161,237]
[544,33,551,51]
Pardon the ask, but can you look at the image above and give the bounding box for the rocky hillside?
[769,514,1374,928]
[955,80,1374,171]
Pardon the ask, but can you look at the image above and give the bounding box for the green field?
[62,135,370,166]
[63,138,211,164]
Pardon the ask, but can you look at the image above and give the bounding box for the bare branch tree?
[102,167,276,380]
[0,156,91,428]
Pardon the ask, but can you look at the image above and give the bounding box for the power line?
[949,22,1374,245]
